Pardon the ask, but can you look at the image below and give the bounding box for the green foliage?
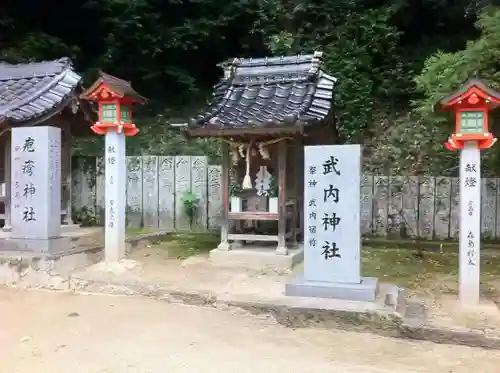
[229,181,242,197]
[72,206,99,227]
[366,112,455,175]
[267,175,278,198]
[181,190,200,225]
[415,8,500,119]
[253,0,411,140]
[151,233,220,259]
[125,114,222,161]
[320,6,408,141]
[0,0,493,174]
[1,33,81,63]
[412,8,500,175]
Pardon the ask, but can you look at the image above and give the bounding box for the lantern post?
[81,72,146,262]
[438,78,499,306]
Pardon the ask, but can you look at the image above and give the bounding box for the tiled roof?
[437,77,500,110]
[80,71,146,103]
[0,57,82,125]
[188,51,337,134]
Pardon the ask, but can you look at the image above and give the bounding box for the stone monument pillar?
[459,142,481,305]
[104,131,127,262]
[286,144,378,301]
[10,126,67,253]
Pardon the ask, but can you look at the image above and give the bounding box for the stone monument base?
[6,236,72,255]
[210,244,304,271]
[285,275,378,302]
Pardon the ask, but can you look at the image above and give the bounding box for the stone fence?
[71,156,500,239]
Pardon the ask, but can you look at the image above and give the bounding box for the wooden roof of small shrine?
[0,58,92,131]
[80,71,147,103]
[437,78,500,110]
[186,51,337,137]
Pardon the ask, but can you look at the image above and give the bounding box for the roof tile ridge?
[190,80,233,126]
[0,63,82,116]
[0,57,72,81]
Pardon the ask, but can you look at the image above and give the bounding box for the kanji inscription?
[303,145,362,284]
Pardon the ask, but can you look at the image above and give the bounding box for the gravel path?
[0,288,498,373]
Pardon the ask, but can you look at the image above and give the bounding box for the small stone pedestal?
[286,276,378,302]
[210,244,304,271]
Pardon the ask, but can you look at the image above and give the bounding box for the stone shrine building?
[184,51,337,259]
[0,57,93,230]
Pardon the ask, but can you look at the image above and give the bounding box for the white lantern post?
[80,72,146,262]
[440,78,498,306]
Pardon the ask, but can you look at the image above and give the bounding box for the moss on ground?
[361,247,500,297]
[126,227,165,236]
[296,246,500,296]
[363,237,500,252]
[151,232,220,259]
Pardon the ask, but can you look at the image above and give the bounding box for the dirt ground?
[1,288,500,373]
[129,246,500,334]
[125,237,500,334]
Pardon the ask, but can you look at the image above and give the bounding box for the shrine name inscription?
[303,145,362,284]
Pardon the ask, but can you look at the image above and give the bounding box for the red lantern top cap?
[437,78,500,112]
[80,70,147,105]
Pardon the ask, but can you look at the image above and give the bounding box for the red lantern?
[437,78,499,151]
[80,72,146,137]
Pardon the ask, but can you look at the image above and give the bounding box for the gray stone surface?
[303,144,362,284]
[104,131,127,262]
[209,244,304,271]
[0,244,102,289]
[6,236,71,255]
[459,144,481,306]
[11,126,61,240]
[0,230,168,289]
[285,275,378,302]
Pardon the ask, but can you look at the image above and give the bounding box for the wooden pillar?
[2,132,11,232]
[62,126,74,225]
[231,161,243,247]
[290,142,298,246]
[276,140,288,255]
[217,142,231,250]
[297,137,304,242]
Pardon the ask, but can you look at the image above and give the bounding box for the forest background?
[3,0,500,176]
